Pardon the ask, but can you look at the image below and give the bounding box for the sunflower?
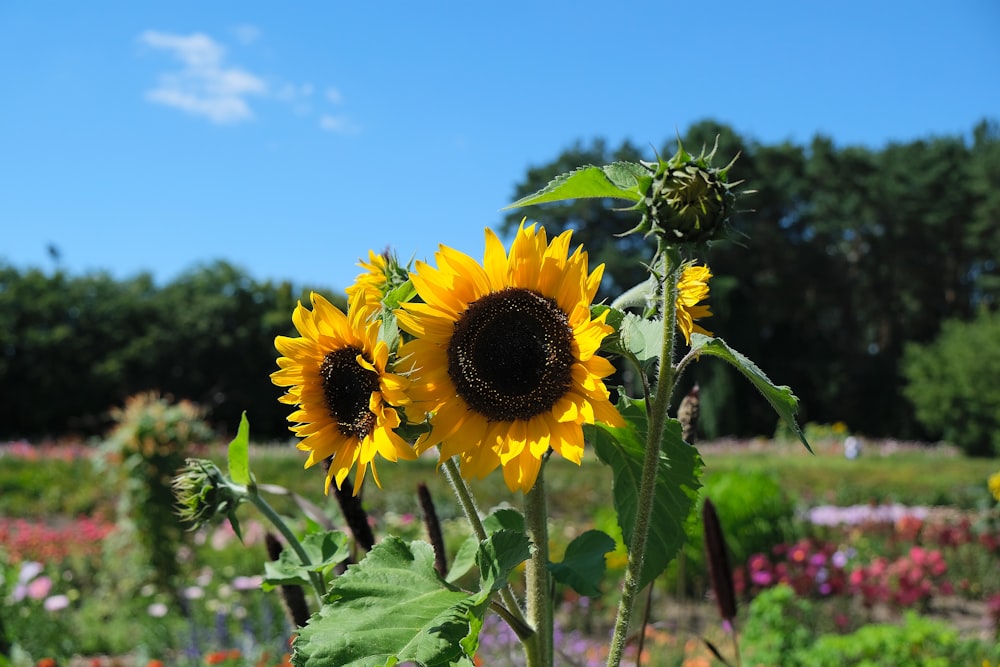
[345,250,389,319]
[396,223,623,493]
[271,291,415,495]
[675,264,713,345]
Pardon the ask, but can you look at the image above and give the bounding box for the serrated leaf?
[504,164,644,210]
[263,531,350,590]
[227,411,251,485]
[689,333,812,453]
[590,400,703,589]
[482,508,525,534]
[473,529,531,603]
[547,529,616,597]
[294,538,479,667]
[448,509,526,583]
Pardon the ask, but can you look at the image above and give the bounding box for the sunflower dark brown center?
[319,346,379,438]
[448,287,574,422]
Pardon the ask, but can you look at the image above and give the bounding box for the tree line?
[3,118,997,443]
[0,260,339,440]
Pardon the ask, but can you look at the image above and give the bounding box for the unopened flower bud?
[636,139,740,245]
[173,458,245,530]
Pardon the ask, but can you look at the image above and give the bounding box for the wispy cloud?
[325,87,344,105]
[319,113,360,135]
[232,24,261,45]
[139,30,267,124]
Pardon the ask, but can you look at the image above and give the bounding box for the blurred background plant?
[97,393,214,598]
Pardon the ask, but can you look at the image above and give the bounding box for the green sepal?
[547,529,616,597]
[589,397,703,589]
[688,333,812,453]
[263,530,350,590]
[294,536,523,667]
[227,411,251,486]
[504,163,646,210]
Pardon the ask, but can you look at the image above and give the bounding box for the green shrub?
[97,392,214,595]
[794,612,998,666]
[902,310,1000,457]
[742,586,1000,667]
[667,469,795,596]
[741,584,817,666]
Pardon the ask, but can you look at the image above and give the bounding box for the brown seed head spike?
[702,497,737,623]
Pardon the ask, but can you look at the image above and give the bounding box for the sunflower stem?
[606,245,682,667]
[524,462,553,667]
[247,487,326,606]
[441,456,528,630]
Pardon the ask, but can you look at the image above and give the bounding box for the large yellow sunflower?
[271,291,415,495]
[676,264,713,345]
[396,224,623,493]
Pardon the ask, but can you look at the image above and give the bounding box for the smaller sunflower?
[271,291,415,495]
[676,264,713,345]
[345,250,389,320]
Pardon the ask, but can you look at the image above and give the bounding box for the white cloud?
[139,30,267,124]
[325,87,344,105]
[319,113,360,135]
[232,24,261,45]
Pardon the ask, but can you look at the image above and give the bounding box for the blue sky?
[2,1,998,295]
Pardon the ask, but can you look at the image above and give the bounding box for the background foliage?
[0,260,338,439]
[2,118,998,442]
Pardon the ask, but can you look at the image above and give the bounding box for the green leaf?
[263,531,350,590]
[590,399,703,589]
[227,411,251,485]
[503,163,645,210]
[294,538,480,667]
[547,529,616,597]
[474,529,531,602]
[482,508,525,534]
[619,314,664,364]
[689,333,812,453]
[447,509,526,583]
[445,535,479,584]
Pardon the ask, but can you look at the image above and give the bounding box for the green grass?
[2,439,996,522]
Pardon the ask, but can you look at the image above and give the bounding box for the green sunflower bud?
[173,458,247,531]
[636,138,740,245]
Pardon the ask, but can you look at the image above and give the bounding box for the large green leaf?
[689,333,812,452]
[227,411,251,486]
[547,529,616,597]
[295,538,472,667]
[504,163,645,210]
[295,534,527,667]
[590,399,703,589]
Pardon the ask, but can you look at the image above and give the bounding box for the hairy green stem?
[247,488,326,605]
[606,247,682,667]
[524,462,552,667]
[440,457,529,632]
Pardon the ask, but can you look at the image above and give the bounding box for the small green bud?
[172,458,246,531]
[632,138,740,245]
